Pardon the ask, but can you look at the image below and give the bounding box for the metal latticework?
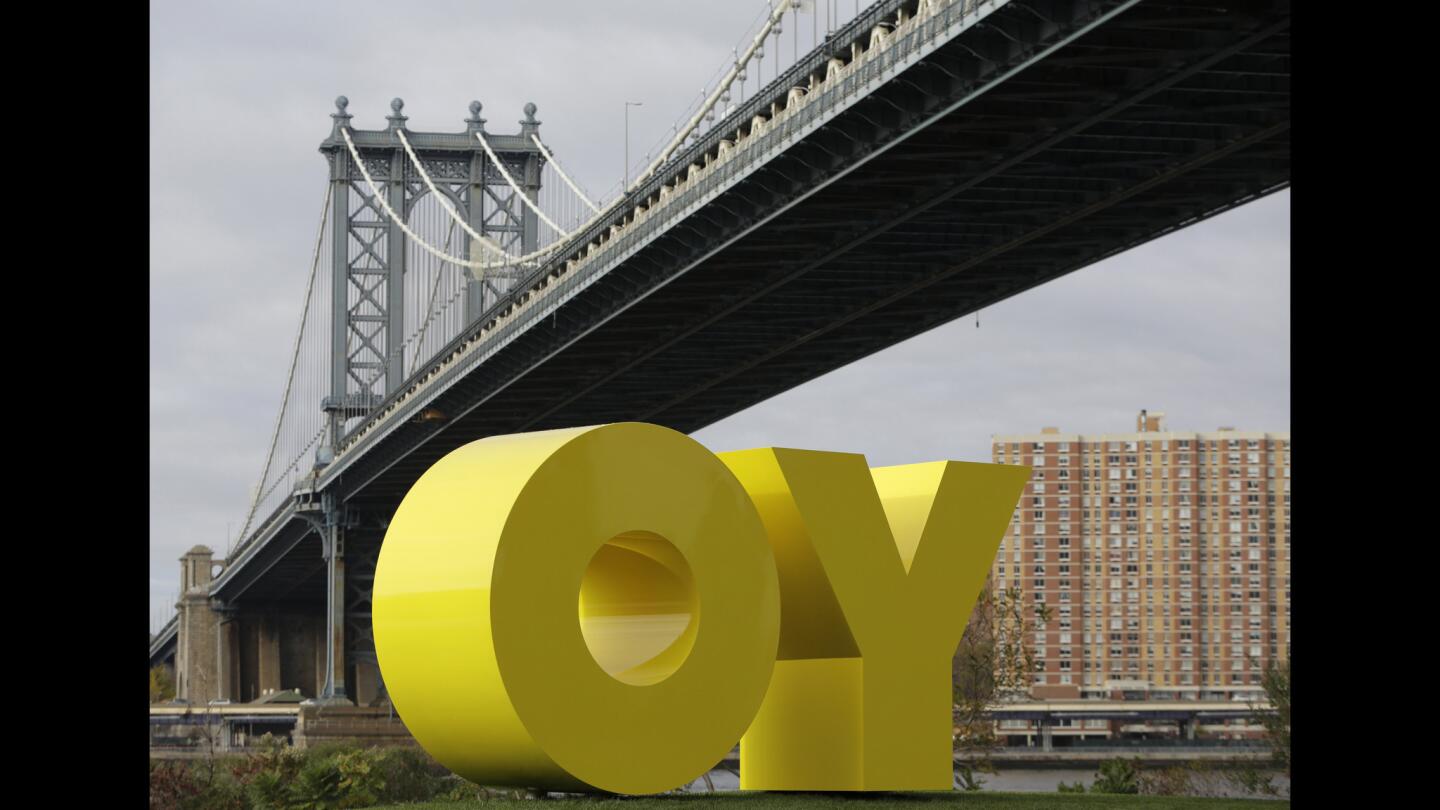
[319,98,547,451]
[234,98,598,552]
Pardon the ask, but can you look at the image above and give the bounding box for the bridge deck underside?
[217,513,328,609]
[205,2,1287,612]
[328,0,1287,509]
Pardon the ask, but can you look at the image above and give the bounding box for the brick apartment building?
[990,410,1290,702]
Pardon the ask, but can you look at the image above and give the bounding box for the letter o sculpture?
[372,423,781,794]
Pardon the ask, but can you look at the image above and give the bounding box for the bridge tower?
[174,545,220,704]
[312,98,547,704]
[317,96,546,446]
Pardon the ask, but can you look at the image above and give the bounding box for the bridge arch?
[403,184,467,221]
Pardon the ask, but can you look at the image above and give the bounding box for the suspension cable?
[342,127,536,273]
[397,128,565,266]
[247,425,329,519]
[530,134,600,214]
[236,183,331,546]
[396,129,517,262]
[474,130,571,237]
[630,0,794,194]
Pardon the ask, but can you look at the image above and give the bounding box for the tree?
[1255,658,1290,778]
[952,583,1051,788]
[150,664,176,704]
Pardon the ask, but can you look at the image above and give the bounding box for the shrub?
[201,777,248,810]
[374,746,453,802]
[152,739,484,809]
[149,758,245,810]
[248,734,306,782]
[302,740,366,762]
[1134,761,1282,799]
[149,760,201,810]
[1091,757,1140,794]
[334,749,387,808]
[437,780,502,803]
[1057,780,1086,793]
[1224,765,1280,798]
[289,758,344,810]
[245,770,291,810]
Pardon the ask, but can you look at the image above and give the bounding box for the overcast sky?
[150,1,1289,633]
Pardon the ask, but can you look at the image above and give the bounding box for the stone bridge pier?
[174,546,331,704]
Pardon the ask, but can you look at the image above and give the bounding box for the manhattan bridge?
[151,0,1289,725]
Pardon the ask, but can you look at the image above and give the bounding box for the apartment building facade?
[990,410,1290,702]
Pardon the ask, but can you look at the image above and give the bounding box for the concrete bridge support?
[175,546,221,704]
[284,614,327,699]
[257,617,282,696]
[352,661,383,707]
[231,613,329,702]
[219,616,240,701]
[175,547,334,704]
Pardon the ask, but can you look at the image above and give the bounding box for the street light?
[624,101,643,193]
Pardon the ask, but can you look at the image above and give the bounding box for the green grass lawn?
[364,793,1286,810]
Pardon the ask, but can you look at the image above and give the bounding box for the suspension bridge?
[151,0,1290,715]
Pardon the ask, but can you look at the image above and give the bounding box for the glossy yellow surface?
[721,449,1029,791]
[372,423,780,795]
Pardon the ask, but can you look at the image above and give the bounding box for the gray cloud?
[150,1,1288,631]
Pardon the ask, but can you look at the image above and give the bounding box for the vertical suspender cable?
[237,183,332,546]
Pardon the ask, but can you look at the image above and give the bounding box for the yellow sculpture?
[722,449,1028,790]
[372,423,1028,794]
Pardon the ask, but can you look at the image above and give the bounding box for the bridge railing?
[222,496,302,581]
[149,614,179,662]
[322,0,1000,471]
